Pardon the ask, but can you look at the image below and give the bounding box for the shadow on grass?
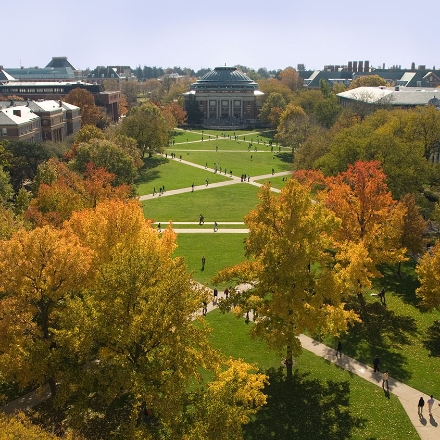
[341,296,418,382]
[276,152,293,164]
[378,261,420,307]
[243,367,364,440]
[136,156,169,185]
[424,320,440,357]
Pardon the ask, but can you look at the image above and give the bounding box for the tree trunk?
[285,346,293,380]
[48,376,57,398]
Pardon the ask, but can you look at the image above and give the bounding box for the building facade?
[0,99,81,142]
[183,66,263,128]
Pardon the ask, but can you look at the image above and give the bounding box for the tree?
[404,105,440,160]
[258,92,287,126]
[0,412,79,440]
[26,159,132,227]
[3,141,52,192]
[69,139,139,185]
[179,358,267,440]
[257,78,294,105]
[120,81,139,107]
[119,102,170,158]
[348,75,387,89]
[64,88,101,126]
[296,161,407,289]
[416,242,440,310]
[0,226,94,398]
[398,193,428,275]
[74,124,105,144]
[213,180,359,378]
[276,104,310,159]
[163,101,187,125]
[62,200,229,438]
[278,67,303,91]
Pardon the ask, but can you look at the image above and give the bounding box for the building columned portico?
[183,66,263,128]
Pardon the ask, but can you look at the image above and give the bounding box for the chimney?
[353,61,358,73]
[348,61,353,72]
[358,61,363,72]
[364,60,370,72]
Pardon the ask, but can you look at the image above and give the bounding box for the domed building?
[183,66,263,128]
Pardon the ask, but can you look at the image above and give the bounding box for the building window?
[1,128,7,136]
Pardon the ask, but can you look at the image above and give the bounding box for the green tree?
[276,104,310,160]
[348,74,387,89]
[258,92,287,126]
[69,139,139,185]
[213,180,359,378]
[119,102,170,158]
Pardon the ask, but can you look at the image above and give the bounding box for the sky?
[2,0,438,73]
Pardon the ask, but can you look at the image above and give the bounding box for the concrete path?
[298,334,439,440]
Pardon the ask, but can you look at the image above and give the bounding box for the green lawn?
[136,127,438,433]
[136,156,230,196]
[142,184,260,223]
[206,310,418,440]
[174,234,248,288]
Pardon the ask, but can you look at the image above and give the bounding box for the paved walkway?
[200,292,439,440]
[2,291,438,440]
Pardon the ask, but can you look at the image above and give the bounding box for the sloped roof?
[191,66,258,90]
[0,106,40,125]
[45,57,77,70]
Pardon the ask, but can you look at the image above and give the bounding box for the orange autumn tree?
[26,159,132,227]
[295,161,407,292]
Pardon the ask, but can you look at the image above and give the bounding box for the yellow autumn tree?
[416,242,440,310]
[213,180,359,378]
[60,199,229,438]
[0,226,94,398]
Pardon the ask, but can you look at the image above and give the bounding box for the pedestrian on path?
[206,178,209,186]
[202,300,207,316]
[201,256,206,271]
[418,396,425,417]
[213,288,218,305]
[192,183,194,192]
[382,371,389,390]
[373,355,380,372]
[157,222,161,233]
[213,221,218,232]
[336,341,342,358]
[153,187,156,196]
[224,287,229,299]
[427,395,435,416]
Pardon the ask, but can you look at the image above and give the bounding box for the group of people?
[418,395,437,417]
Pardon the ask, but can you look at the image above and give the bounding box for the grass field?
[206,310,418,440]
[143,184,261,223]
[138,127,440,433]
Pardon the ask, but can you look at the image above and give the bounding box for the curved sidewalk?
[299,335,439,440]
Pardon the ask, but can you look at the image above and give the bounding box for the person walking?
[202,300,208,316]
[213,221,218,232]
[201,256,206,271]
[157,222,161,233]
[191,183,194,192]
[427,395,435,416]
[336,341,342,358]
[213,288,218,305]
[418,396,425,417]
[382,371,389,390]
[373,355,380,372]
[224,287,229,299]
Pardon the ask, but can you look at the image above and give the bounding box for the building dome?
[191,66,257,91]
